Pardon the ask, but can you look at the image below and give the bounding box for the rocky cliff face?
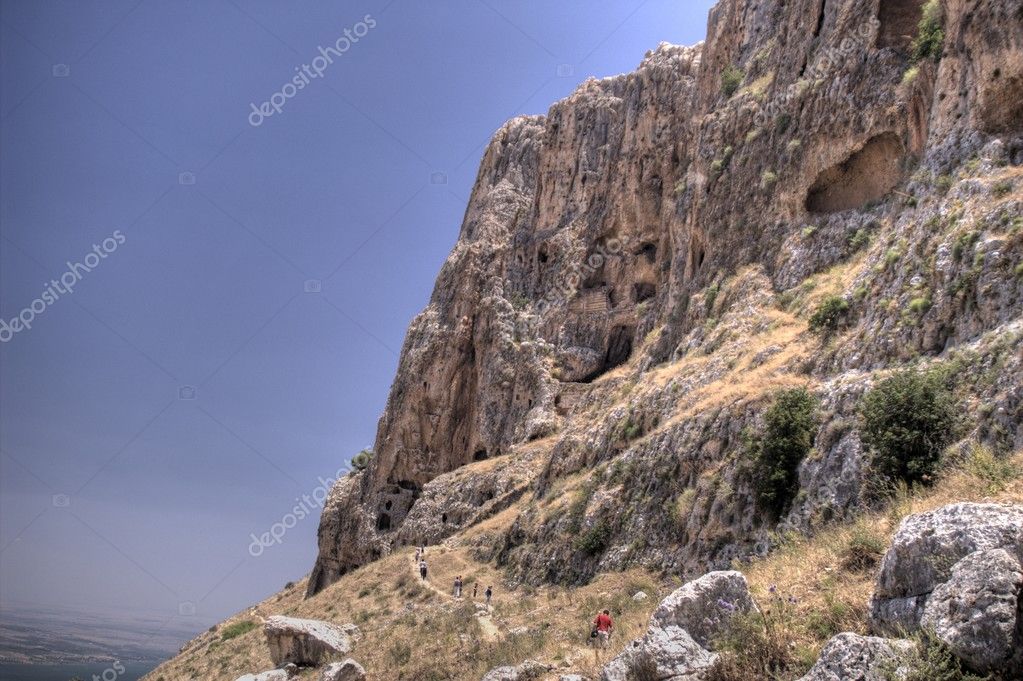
[309,0,1023,596]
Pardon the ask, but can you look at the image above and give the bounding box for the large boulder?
[869,503,1023,632]
[649,570,757,649]
[600,624,717,681]
[796,633,914,681]
[321,658,366,681]
[601,571,757,680]
[264,616,355,666]
[480,660,548,680]
[920,548,1023,674]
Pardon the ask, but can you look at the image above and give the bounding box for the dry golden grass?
[147,448,1021,681]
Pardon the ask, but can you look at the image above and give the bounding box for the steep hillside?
[148,0,1023,678]
[309,0,1023,593]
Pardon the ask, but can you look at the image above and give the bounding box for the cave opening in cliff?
[638,242,657,264]
[581,325,634,382]
[877,0,925,52]
[473,449,488,461]
[805,132,906,213]
[376,513,391,531]
[633,282,657,303]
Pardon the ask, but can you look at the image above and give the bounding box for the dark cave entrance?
[580,325,635,383]
[376,513,391,531]
[805,133,906,213]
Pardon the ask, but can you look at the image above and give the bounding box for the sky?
[0,0,714,651]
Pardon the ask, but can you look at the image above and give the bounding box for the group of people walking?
[415,546,492,606]
[413,544,613,661]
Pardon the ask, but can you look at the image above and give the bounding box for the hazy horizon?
[0,0,714,663]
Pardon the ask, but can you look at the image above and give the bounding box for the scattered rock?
[321,658,366,681]
[869,502,1023,633]
[600,624,716,681]
[234,670,290,681]
[264,616,355,666]
[796,633,914,681]
[649,570,757,649]
[632,591,648,601]
[480,660,548,681]
[559,675,586,681]
[920,548,1023,673]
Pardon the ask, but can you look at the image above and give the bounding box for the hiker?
[419,560,428,581]
[415,547,421,562]
[472,583,478,599]
[453,575,462,598]
[485,585,493,607]
[592,609,614,662]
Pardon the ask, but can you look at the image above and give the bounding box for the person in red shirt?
[592,609,614,662]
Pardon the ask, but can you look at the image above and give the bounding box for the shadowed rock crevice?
[877,0,926,52]
[805,133,907,213]
[979,70,1023,133]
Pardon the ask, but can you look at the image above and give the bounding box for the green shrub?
[749,388,819,517]
[705,282,720,316]
[963,443,1018,494]
[992,179,1013,198]
[907,296,932,316]
[575,519,611,555]
[775,113,792,134]
[220,620,257,641]
[351,447,374,470]
[860,369,958,489]
[848,228,871,251]
[761,170,778,189]
[722,65,744,97]
[808,296,850,336]
[911,0,944,63]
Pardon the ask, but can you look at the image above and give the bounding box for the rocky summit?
[147,0,1023,679]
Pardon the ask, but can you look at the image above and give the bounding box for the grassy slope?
[146,449,1021,681]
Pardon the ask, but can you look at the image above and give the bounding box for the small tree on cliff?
[748,387,819,518]
[351,448,374,471]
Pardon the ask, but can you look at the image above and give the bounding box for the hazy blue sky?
[0,0,714,648]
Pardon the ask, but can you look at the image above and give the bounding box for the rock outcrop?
[480,660,548,681]
[233,671,292,681]
[796,633,914,681]
[868,502,1023,632]
[264,616,356,667]
[920,548,1023,673]
[320,659,366,681]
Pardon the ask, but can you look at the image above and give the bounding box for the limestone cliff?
[309,0,1023,596]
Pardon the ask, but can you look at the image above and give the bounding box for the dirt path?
[410,549,500,642]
